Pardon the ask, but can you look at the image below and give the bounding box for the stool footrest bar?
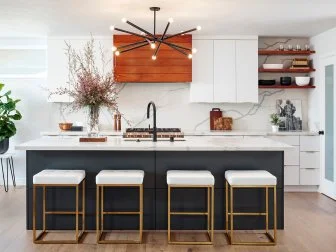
[103,211,140,215]
[170,212,208,216]
[45,211,84,215]
[228,212,267,216]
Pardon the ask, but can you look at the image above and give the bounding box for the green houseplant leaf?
[0,84,22,140]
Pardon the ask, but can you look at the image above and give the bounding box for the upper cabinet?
[47,37,112,103]
[190,38,258,103]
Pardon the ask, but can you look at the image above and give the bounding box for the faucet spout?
[147,101,157,142]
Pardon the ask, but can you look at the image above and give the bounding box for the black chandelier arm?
[164,28,197,40]
[114,27,152,40]
[125,20,155,39]
[119,41,149,54]
[154,22,171,57]
[117,40,149,50]
[165,43,188,56]
[159,40,192,52]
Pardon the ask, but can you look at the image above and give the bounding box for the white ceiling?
[1,0,336,37]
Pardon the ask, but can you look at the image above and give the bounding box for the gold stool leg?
[207,186,210,235]
[210,186,214,242]
[139,184,143,243]
[167,185,171,243]
[96,185,100,243]
[274,186,277,243]
[101,186,104,233]
[82,180,85,233]
[75,185,79,241]
[33,185,36,242]
[225,181,228,236]
[43,186,46,232]
[266,186,269,233]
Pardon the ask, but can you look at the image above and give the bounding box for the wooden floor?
[1,187,336,252]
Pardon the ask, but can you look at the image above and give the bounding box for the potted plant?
[270,113,280,132]
[0,83,22,154]
[49,37,121,136]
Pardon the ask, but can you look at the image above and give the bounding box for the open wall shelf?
[258,84,315,89]
[258,68,315,73]
[258,50,315,55]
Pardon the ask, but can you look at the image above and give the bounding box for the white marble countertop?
[40,130,319,137]
[16,136,292,151]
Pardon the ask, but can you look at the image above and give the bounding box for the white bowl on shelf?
[263,64,283,69]
[295,77,310,86]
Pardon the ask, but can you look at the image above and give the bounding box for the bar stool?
[0,153,16,192]
[96,170,144,244]
[167,170,215,245]
[33,169,86,244]
[225,170,277,246]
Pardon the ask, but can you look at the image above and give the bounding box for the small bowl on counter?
[295,77,311,86]
[263,64,284,69]
[59,122,73,131]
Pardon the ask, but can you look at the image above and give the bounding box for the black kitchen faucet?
[147,101,157,142]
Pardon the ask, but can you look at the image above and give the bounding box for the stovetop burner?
[126,128,181,133]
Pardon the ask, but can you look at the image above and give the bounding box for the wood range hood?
[113,35,192,83]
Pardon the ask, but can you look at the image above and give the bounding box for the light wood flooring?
[0,187,335,252]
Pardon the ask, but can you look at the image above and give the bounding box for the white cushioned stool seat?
[167,170,215,186]
[225,170,276,186]
[33,170,85,185]
[96,170,144,185]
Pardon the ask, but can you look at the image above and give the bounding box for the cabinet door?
[235,40,258,103]
[213,40,236,102]
[190,40,214,102]
[284,146,300,165]
[284,166,300,185]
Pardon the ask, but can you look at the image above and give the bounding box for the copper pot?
[59,123,73,131]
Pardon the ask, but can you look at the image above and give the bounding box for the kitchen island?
[17,136,290,231]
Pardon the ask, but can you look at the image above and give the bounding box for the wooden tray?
[79,137,107,142]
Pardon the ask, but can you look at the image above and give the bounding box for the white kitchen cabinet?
[47,37,112,103]
[190,40,214,103]
[236,40,258,103]
[300,152,320,168]
[300,136,320,151]
[284,146,300,165]
[269,136,300,146]
[190,38,258,103]
[213,40,236,103]
[284,166,300,185]
[300,169,320,185]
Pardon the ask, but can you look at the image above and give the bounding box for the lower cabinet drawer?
[284,166,300,185]
[300,152,320,168]
[300,169,320,185]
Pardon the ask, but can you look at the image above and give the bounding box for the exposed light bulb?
[188,54,193,59]
[140,32,145,36]
[109,25,115,31]
[152,55,157,60]
[196,26,202,31]
[181,30,184,36]
[115,51,120,56]
[192,48,197,54]
[112,46,117,52]
[150,43,156,49]
[168,18,174,23]
[121,17,127,23]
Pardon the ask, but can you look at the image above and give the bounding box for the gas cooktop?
[124,128,183,138]
[126,128,181,133]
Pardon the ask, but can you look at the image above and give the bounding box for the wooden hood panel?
[114,35,192,83]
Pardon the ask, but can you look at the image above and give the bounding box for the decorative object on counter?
[262,63,284,70]
[210,108,222,130]
[79,137,107,142]
[276,99,302,131]
[214,117,233,131]
[290,58,309,69]
[58,122,73,131]
[110,7,201,60]
[0,83,22,154]
[70,126,83,131]
[124,128,184,139]
[259,79,276,86]
[48,37,121,137]
[295,76,311,86]
[280,76,292,86]
[270,113,280,132]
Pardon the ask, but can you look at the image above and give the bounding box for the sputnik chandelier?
[110,7,201,60]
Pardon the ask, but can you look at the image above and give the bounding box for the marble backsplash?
[51,82,310,132]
